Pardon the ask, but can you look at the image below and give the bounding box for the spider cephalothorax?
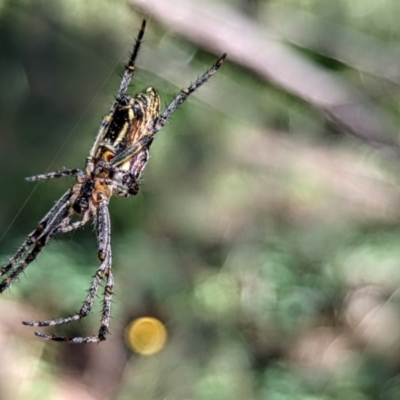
[0,20,226,343]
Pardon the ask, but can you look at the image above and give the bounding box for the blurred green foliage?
[1,0,400,399]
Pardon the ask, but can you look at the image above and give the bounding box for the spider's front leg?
[25,194,114,343]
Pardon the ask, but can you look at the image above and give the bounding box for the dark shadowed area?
[1,0,400,399]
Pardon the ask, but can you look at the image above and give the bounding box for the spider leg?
[87,20,147,165]
[0,190,71,278]
[33,270,114,344]
[117,19,146,100]
[109,136,150,168]
[0,231,37,278]
[22,252,109,330]
[27,195,113,343]
[153,53,227,134]
[0,197,71,293]
[26,168,84,182]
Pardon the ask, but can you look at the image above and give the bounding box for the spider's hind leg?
[86,20,148,165]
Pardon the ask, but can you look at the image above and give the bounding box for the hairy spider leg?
[0,190,71,278]
[117,19,147,100]
[108,138,148,168]
[27,194,113,343]
[34,270,114,344]
[0,195,72,292]
[153,53,227,133]
[87,20,147,166]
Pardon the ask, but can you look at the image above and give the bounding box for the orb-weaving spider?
[0,20,226,343]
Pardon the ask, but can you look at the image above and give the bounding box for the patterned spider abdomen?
[97,87,160,180]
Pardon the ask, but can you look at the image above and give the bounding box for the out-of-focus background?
[2,0,400,398]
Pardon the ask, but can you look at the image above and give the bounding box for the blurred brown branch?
[267,5,400,85]
[131,0,400,156]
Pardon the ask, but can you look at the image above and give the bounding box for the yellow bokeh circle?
[125,317,167,355]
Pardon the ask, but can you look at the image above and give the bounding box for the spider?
[0,20,226,343]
